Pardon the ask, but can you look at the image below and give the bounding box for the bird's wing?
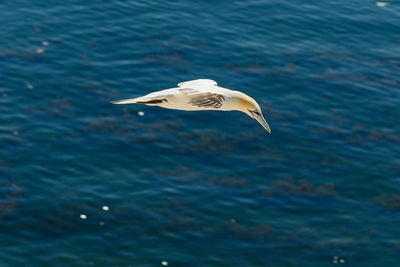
[177,79,218,88]
[178,87,225,108]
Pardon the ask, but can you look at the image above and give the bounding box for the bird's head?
[234,91,271,133]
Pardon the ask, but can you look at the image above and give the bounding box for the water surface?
[1,0,400,266]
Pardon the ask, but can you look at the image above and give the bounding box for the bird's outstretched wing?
[178,88,225,108]
[177,79,218,88]
[188,93,225,108]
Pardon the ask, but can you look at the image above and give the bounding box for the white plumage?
[111,79,271,133]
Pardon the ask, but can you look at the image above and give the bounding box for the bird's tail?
[111,96,165,105]
[110,98,139,104]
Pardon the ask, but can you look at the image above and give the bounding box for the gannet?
[111,79,271,133]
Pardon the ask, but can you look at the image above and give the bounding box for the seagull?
[111,79,271,133]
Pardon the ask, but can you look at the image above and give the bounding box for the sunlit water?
[1,0,400,266]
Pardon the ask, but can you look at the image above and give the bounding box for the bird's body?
[112,79,271,133]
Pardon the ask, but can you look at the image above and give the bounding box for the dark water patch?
[376,193,400,210]
[263,178,337,198]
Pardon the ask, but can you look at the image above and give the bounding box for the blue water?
[1,0,400,266]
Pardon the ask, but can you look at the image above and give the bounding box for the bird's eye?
[253,110,260,116]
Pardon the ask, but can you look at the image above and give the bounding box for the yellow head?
[234,91,271,133]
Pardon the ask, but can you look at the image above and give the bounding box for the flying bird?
[111,79,271,133]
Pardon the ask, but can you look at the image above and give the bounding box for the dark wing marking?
[137,99,168,104]
[178,88,224,108]
[188,93,225,108]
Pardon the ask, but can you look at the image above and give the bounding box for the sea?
[1,0,399,266]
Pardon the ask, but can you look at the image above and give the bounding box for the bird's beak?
[255,114,271,133]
